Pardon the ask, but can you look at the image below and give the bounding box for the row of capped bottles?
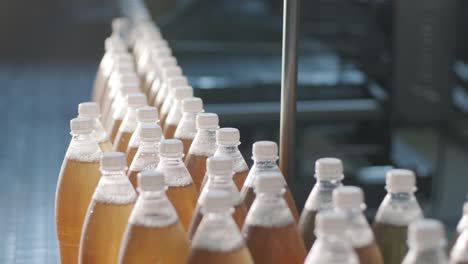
[55,0,468,262]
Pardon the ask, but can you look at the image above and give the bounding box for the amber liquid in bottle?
[164,124,178,139]
[185,154,208,190]
[118,187,189,263]
[56,159,101,264]
[79,171,137,264]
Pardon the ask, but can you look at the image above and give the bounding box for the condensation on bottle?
[126,106,159,166]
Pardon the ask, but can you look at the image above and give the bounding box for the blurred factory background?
[0,0,467,262]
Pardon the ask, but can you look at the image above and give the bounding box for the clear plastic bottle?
[187,190,254,264]
[164,85,194,139]
[188,156,248,239]
[101,70,138,127]
[147,56,177,103]
[299,157,344,250]
[242,171,307,264]
[174,97,204,158]
[113,93,147,152]
[92,37,127,103]
[372,169,423,264]
[159,76,188,128]
[451,228,468,264]
[126,106,159,166]
[157,139,198,232]
[402,219,448,264]
[118,170,189,263]
[56,118,102,264]
[304,211,359,264]
[240,141,299,220]
[79,152,137,264]
[154,66,183,111]
[333,186,383,264]
[78,102,112,152]
[211,127,249,191]
[137,44,170,90]
[106,76,141,140]
[127,123,162,189]
[185,113,219,191]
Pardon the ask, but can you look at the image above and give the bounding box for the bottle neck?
[139,140,160,152]
[101,169,127,178]
[69,133,101,155]
[191,128,218,155]
[139,189,166,200]
[216,144,241,155]
[316,179,343,189]
[159,155,184,165]
[253,158,278,170]
[388,191,416,200]
[181,112,198,121]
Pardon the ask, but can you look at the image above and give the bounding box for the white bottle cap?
[207,156,233,176]
[408,219,446,249]
[139,123,162,141]
[173,85,194,100]
[333,186,364,210]
[252,141,278,160]
[315,158,344,180]
[138,170,165,192]
[120,76,140,94]
[196,113,219,129]
[115,53,133,64]
[78,102,100,118]
[100,152,126,171]
[386,169,416,193]
[168,76,188,89]
[127,93,147,108]
[202,189,232,211]
[137,106,159,123]
[255,171,284,193]
[159,139,183,157]
[315,211,347,235]
[162,66,182,79]
[70,117,93,134]
[182,97,203,113]
[216,127,240,145]
[464,202,468,216]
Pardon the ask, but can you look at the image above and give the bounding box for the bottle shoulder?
[157,160,193,187]
[66,137,101,162]
[305,238,359,264]
[93,175,137,204]
[375,194,423,226]
[129,196,178,228]
[304,181,342,211]
[245,195,294,228]
[191,215,244,252]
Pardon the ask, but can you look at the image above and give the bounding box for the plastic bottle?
[154,66,183,111]
[106,76,141,140]
[333,186,383,264]
[55,118,102,264]
[92,37,127,103]
[188,156,248,239]
[137,43,170,88]
[402,219,448,264]
[113,92,147,151]
[174,97,204,158]
[240,141,299,220]
[187,190,254,264]
[185,113,219,190]
[304,211,359,264]
[451,228,468,264]
[159,76,188,128]
[156,139,198,232]
[79,152,137,264]
[101,70,138,127]
[78,102,112,152]
[127,123,162,189]
[298,157,344,250]
[126,106,159,166]
[147,56,177,104]
[118,170,189,263]
[164,85,194,139]
[242,171,307,264]
[372,169,423,264]
[100,53,134,111]
[211,127,249,190]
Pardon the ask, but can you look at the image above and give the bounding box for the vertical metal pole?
[280,0,300,181]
